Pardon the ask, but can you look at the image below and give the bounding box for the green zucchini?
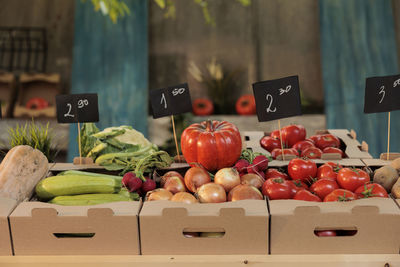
[36,175,121,200]
[57,170,123,183]
[48,192,135,206]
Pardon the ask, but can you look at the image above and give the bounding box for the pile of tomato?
[262,158,389,202]
[260,124,345,159]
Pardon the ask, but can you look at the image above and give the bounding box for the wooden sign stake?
[278,120,285,161]
[78,122,82,165]
[387,112,391,161]
[171,115,181,161]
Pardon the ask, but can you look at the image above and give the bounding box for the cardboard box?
[269,198,400,254]
[243,129,372,160]
[9,200,141,255]
[0,197,17,255]
[140,200,269,255]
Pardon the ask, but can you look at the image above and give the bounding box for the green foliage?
[8,121,57,162]
[155,0,251,26]
[83,0,131,23]
[84,0,251,25]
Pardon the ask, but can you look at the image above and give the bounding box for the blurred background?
[0,0,399,161]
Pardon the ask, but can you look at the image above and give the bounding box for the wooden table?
[0,255,399,267]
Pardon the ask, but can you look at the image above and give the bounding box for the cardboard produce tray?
[139,199,269,255]
[9,200,141,255]
[244,129,372,160]
[9,165,142,255]
[0,197,17,255]
[269,198,400,254]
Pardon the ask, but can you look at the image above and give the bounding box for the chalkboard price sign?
[252,75,302,122]
[150,83,192,119]
[364,74,400,113]
[56,93,99,123]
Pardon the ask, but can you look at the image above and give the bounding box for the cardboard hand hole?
[53,233,95,238]
[183,230,225,238]
[314,228,357,237]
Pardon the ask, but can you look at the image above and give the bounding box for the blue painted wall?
[320,0,400,157]
[67,0,148,161]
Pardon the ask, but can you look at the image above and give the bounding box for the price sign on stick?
[150,83,192,161]
[364,74,400,160]
[56,93,99,164]
[253,75,302,160]
[150,83,192,119]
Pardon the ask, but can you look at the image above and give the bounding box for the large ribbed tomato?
[181,120,242,172]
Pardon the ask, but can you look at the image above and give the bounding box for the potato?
[391,177,400,199]
[373,166,399,192]
[390,158,400,171]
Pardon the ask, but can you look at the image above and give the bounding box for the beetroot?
[234,159,250,173]
[122,172,136,187]
[127,177,143,192]
[142,178,156,193]
[252,155,269,171]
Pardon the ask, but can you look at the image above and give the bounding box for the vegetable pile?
[261,158,388,202]
[260,124,344,159]
[80,123,173,177]
[35,171,140,206]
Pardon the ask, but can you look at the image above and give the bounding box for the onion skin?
[214,168,241,192]
[197,183,227,203]
[184,167,211,193]
[240,173,264,189]
[163,176,187,194]
[228,184,263,201]
[146,189,173,201]
[171,192,199,204]
[161,171,184,187]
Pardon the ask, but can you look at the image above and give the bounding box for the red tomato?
[316,134,341,150]
[260,136,281,152]
[354,183,388,198]
[337,168,370,192]
[315,230,337,237]
[309,135,322,144]
[294,190,321,202]
[287,158,317,183]
[301,147,322,159]
[310,178,339,199]
[324,189,357,202]
[317,162,342,181]
[26,97,49,110]
[322,147,344,157]
[192,98,214,116]
[181,120,242,172]
[262,178,293,200]
[235,95,256,115]
[288,180,309,195]
[271,148,298,160]
[270,130,281,140]
[280,124,306,147]
[292,140,315,153]
[265,168,289,180]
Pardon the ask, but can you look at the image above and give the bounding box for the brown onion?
[161,171,184,187]
[240,173,265,189]
[184,167,211,193]
[171,192,199,204]
[200,232,225,238]
[163,176,187,194]
[228,184,263,201]
[197,183,226,203]
[214,167,241,192]
[146,189,173,201]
